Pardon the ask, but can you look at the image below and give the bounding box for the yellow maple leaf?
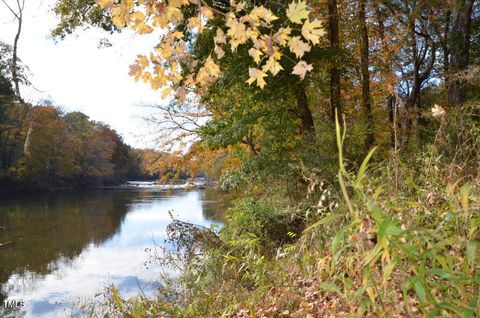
[187,16,203,31]
[235,1,246,12]
[129,63,143,81]
[151,75,166,90]
[135,23,154,34]
[292,60,313,79]
[248,48,264,64]
[286,1,309,24]
[246,67,267,88]
[142,71,153,84]
[273,27,291,46]
[214,45,225,59]
[136,54,149,69]
[153,14,169,28]
[166,7,184,25]
[214,28,227,44]
[161,87,173,98]
[226,16,248,51]
[249,6,278,25]
[112,0,134,28]
[168,0,189,8]
[288,36,311,58]
[200,7,214,19]
[204,56,221,77]
[302,19,325,44]
[262,57,283,76]
[130,11,154,34]
[96,0,113,9]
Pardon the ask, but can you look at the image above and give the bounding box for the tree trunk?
[375,0,397,148]
[328,0,341,121]
[447,0,475,107]
[296,83,315,142]
[23,121,34,158]
[2,0,26,103]
[359,0,374,148]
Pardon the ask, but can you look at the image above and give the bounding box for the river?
[0,185,227,317]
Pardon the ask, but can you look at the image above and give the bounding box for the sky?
[0,0,167,148]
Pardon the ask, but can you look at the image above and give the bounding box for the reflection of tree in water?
[0,189,139,302]
[199,190,229,223]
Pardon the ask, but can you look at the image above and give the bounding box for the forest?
[1,0,480,316]
[0,41,176,189]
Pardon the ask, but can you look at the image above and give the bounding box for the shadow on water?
[0,189,137,303]
[199,189,230,223]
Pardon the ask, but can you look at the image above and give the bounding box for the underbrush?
[95,106,480,317]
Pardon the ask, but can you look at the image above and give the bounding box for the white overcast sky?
[0,0,166,148]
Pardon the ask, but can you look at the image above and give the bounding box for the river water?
[0,186,226,317]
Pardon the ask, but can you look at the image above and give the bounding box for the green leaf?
[355,146,378,187]
[331,228,345,256]
[335,109,344,172]
[462,297,477,318]
[436,302,461,315]
[426,268,457,281]
[112,286,123,311]
[467,240,478,266]
[413,277,427,303]
[460,183,471,216]
[319,282,341,295]
[367,201,383,225]
[303,213,344,233]
[385,222,402,236]
[363,243,383,266]
[382,259,397,286]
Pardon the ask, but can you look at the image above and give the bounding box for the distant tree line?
[0,73,161,189]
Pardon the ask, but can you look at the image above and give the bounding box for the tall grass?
[93,108,479,317]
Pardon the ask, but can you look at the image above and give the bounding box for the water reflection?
[0,188,226,317]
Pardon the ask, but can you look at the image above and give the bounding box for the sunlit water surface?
[0,187,226,317]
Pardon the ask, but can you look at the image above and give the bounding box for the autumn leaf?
[226,13,249,51]
[166,7,184,25]
[288,36,311,58]
[196,56,221,86]
[292,60,313,79]
[302,19,325,44]
[112,0,134,28]
[248,48,264,64]
[200,7,214,19]
[95,0,113,9]
[168,0,189,8]
[214,45,225,59]
[136,54,149,69]
[129,63,142,81]
[214,29,227,44]
[234,0,246,12]
[249,6,278,25]
[161,87,173,99]
[286,1,309,24]
[246,67,267,88]
[187,16,203,31]
[262,57,283,76]
[204,56,221,77]
[273,27,292,46]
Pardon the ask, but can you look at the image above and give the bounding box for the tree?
[1,0,26,103]
[447,0,476,107]
[327,0,341,120]
[358,0,374,147]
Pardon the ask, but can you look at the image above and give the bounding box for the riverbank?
[94,145,480,317]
